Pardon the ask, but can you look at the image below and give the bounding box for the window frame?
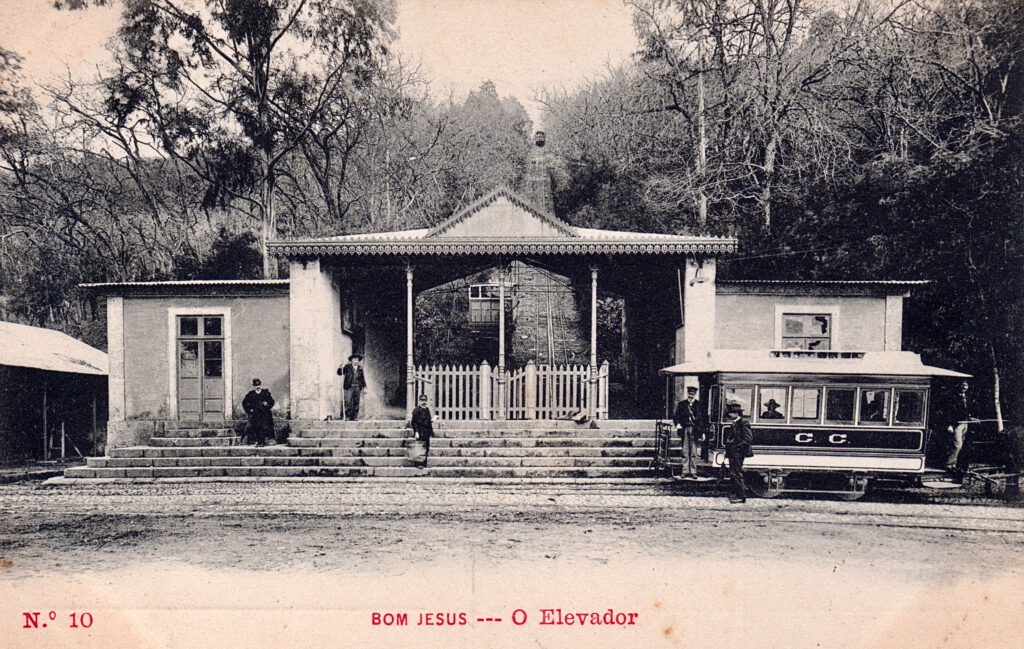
[892,388,928,427]
[468,283,502,326]
[168,307,232,420]
[774,305,840,351]
[856,387,894,426]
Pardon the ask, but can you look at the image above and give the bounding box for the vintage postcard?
[1,1,1022,648]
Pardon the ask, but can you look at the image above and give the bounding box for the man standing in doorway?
[338,354,366,420]
[673,385,707,478]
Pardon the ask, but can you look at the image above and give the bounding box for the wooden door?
[176,316,225,422]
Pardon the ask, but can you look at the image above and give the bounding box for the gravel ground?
[1,481,1023,649]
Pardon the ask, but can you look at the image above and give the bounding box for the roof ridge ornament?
[424,186,578,239]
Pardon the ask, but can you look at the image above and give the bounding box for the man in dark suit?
[338,354,366,420]
[945,380,977,472]
[673,385,708,478]
[410,393,434,469]
[242,378,275,447]
[724,401,753,503]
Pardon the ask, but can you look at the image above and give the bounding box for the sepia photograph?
[1,1,1022,647]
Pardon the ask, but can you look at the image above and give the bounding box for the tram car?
[661,349,970,499]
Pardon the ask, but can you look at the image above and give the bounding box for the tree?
[74,0,397,276]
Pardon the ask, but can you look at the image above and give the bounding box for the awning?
[0,321,108,376]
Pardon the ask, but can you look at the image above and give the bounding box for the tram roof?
[660,349,971,378]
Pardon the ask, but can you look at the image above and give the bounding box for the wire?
[719,246,840,263]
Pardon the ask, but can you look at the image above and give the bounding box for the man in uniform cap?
[723,401,753,503]
[673,385,708,478]
[338,354,367,420]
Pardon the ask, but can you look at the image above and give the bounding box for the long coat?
[410,405,434,440]
[242,388,275,436]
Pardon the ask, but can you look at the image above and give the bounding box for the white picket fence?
[414,360,609,421]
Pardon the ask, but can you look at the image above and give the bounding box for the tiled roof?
[80,280,289,290]
[0,321,108,376]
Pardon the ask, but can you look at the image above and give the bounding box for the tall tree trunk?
[762,133,778,230]
[696,58,708,227]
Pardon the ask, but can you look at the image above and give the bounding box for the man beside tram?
[944,380,979,473]
[723,401,754,504]
[673,386,707,478]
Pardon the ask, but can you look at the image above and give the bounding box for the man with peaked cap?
[242,378,275,447]
[338,353,367,420]
[673,385,708,478]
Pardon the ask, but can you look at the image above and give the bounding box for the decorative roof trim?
[719,279,929,286]
[80,280,289,289]
[425,186,578,238]
[269,239,737,257]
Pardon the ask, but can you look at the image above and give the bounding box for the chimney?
[521,130,555,215]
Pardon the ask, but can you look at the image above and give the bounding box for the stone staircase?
[63,420,676,480]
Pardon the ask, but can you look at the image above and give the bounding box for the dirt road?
[2,481,1023,649]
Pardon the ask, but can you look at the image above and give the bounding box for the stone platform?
[63,420,678,480]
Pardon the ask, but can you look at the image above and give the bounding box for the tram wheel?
[747,473,784,499]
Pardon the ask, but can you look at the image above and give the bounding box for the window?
[757,387,788,422]
[825,388,855,424]
[791,388,822,422]
[894,390,926,426]
[468,284,501,325]
[722,386,753,420]
[781,313,832,350]
[858,389,891,425]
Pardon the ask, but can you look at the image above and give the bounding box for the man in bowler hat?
[724,401,754,503]
[242,378,275,447]
[673,385,707,478]
[338,354,367,420]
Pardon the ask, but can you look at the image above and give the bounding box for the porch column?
[289,258,343,420]
[683,256,717,362]
[406,264,415,417]
[588,266,598,420]
[496,266,507,420]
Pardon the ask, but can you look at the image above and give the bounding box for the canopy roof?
[660,349,970,378]
[270,187,737,258]
[0,321,108,376]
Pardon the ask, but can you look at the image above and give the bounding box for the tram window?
[791,388,821,421]
[757,387,788,421]
[858,389,891,424]
[722,387,753,420]
[825,388,855,424]
[894,390,925,425]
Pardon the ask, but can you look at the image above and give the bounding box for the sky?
[0,0,639,125]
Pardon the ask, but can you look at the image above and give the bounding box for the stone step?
[294,419,658,431]
[153,428,237,439]
[86,455,653,469]
[293,427,656,439]
[287,436,661,449]
[63,466,658,480]
[107,445,675,460]
[150,436,243,447]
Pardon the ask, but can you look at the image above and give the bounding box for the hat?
[349,354,364,361]
[726,401,744,414]
[252,378,262,387]
[686,386,698,394]
[418,393,429,401]
[764,399,781,409]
